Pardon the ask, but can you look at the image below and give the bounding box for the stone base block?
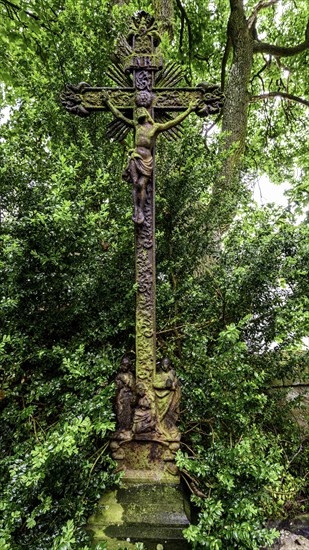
[111,439,180,483]
[88,482,191,549]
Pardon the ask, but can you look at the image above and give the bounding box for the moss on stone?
[88,483,191,549]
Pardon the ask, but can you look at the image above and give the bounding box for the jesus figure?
[103,91,198,224]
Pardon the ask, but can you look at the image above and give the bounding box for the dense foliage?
[0,0,308,548]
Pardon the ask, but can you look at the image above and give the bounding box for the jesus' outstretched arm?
[103,94,135,128]
[154,101,198,136]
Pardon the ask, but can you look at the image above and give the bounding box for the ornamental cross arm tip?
[195,82,224,117]
[60,82,92,118]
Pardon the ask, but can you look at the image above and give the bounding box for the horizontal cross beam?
[60,83,223,117]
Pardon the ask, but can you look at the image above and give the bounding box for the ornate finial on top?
[128,11,161,49]
[121,11,163,74]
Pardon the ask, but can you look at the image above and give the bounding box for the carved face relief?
[136,107,150,122]
[136,90,153,108]
[136,382,147,396]
[161,357,171,372]
[120,356,131,372]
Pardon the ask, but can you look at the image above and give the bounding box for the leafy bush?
[174,321,306,549]
[0,346,118,549]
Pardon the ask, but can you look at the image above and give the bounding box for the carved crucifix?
[61,11,223,480]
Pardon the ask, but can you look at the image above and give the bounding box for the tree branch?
[0,0,40,20]
[175,0,193,80]
[248,0,279,29]
[250,91,309,107]
[253,20,309,57]
[221,36,232,91]
[250,60,268,87]
[178,7,184,54]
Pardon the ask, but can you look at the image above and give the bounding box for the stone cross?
[61,11,223,481]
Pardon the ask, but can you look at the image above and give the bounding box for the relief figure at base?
[154,357,181,440]
[132,382,156,435]
[114,356,136,440]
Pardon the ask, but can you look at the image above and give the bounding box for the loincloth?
[130,151,153,177]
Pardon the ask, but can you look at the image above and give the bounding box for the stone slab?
[88,482,191,549]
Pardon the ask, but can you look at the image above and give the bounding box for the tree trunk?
[207,0,254,236]
[153,0,174,39]
[221,1,253,190]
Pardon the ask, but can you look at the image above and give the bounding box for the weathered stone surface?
[111,440,179,483]
[288,514,309,538]
[270,530,309,549]
[88,483,191,549]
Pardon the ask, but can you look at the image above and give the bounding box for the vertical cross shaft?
[134,167,156,386]
[131,28,158,395]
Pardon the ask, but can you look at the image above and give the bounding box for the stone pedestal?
[88,482,191,549]
[110,439,180,484]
